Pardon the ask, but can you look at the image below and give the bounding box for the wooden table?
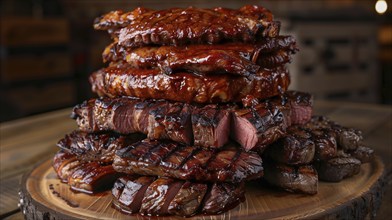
[1,100,391,219]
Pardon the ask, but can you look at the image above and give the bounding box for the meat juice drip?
[49,184,79,208]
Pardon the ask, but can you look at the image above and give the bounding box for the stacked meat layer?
[52,4,374,217]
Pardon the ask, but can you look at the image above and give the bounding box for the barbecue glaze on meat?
[53,151,120,194]
[57,131,145,163]
[89,65,290,103]
[102,36,297,76]
[263,161,318,195]
[112,176,245,216]
[94,6,280,47]
[113,139,263,183]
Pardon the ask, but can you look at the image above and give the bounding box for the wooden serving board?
[20,157,385,220]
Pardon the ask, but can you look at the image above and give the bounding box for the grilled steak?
[112,176,244,216]
[57,130,145,163]
[263,161,318,195]
[113,139,263,183]
[348,146,374,163]
[53,150,79,182]
[95,6,280,47]
[191,105,231,148]
[102,36,297,76]
[315,156,361,182]
[284,91,313,125]
[231,102,286,152]
[265,126,315,165]
[73,96,309,149]
[307,116,363,151]
[53,151,120,193]
[89,64,290,103]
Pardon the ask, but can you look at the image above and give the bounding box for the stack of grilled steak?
[52,5,374,217]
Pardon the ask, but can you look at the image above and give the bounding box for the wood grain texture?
[20,157,385,220]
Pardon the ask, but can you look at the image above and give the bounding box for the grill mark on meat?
[112,176,243,216]
[98,6,280,47]
[102,36,297,76]
[113,140,263,182]
[57,130,145,164]
[73,92,312,151]
[89,65,290,104]
[263,161,318,195]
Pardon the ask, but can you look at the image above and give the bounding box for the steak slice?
[263,161,318,195]
[112,176,243,216]
[191,104,231,148]
[57,130,145,164]
[285,91,313,125]
[315,156,361,182]
[113,139,263,183]
[53,150,80,183]
[94,6,280,47]
[348,146,374,163]
[265,126,315,165]
[308,116,363,151]
[167,181,207,216]
[53,151,120,194]
[102,36,297,76]
[68,162,120,194]
[89,65,290,103]
[201,182,245,214]
[113,176,156,214]
[231,102,286,152]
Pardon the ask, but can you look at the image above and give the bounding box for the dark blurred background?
[0,0,391,122]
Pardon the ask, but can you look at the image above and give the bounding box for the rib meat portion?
[57,130,145,164]
[94,5,280,47]
[102,36,297,76]
[52,151,120,194]
[112,176,244,217]
[89,65,290,103]
[113,139,263,183]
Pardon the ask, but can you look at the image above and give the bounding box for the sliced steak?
[263,162,318,195]
[53,151,120,194]
[315,156,361,182]
[284,91,313,125]
[231,103,286,152]
[112,176,243,216]
[191,105,231,148]
[94,6,280,47]
[113,176,156,214]
[308,116,363,151]
[68,162,120,194]
[89,65,290,104]
[52,150,80,183]
[168,182,207,216]
[113,139,263,183]
[349,146,374,163]
[57,130,145,163]
[265,126,315,165]
[148,102,193,144]
[201,182,245,214]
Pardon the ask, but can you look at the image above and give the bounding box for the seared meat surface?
[263,161,318,195]
[112,176,244,216]
[113,139,263,183]
[72,92,312,150]
[52,151,120,193]
[315,156,361,182]
[102,36,297,76]
[89,64,290,103]
[57,130,145,163]
[94,6,280,47]
[265,126,315,165]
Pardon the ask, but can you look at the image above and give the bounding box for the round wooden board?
[20,157,386,220]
